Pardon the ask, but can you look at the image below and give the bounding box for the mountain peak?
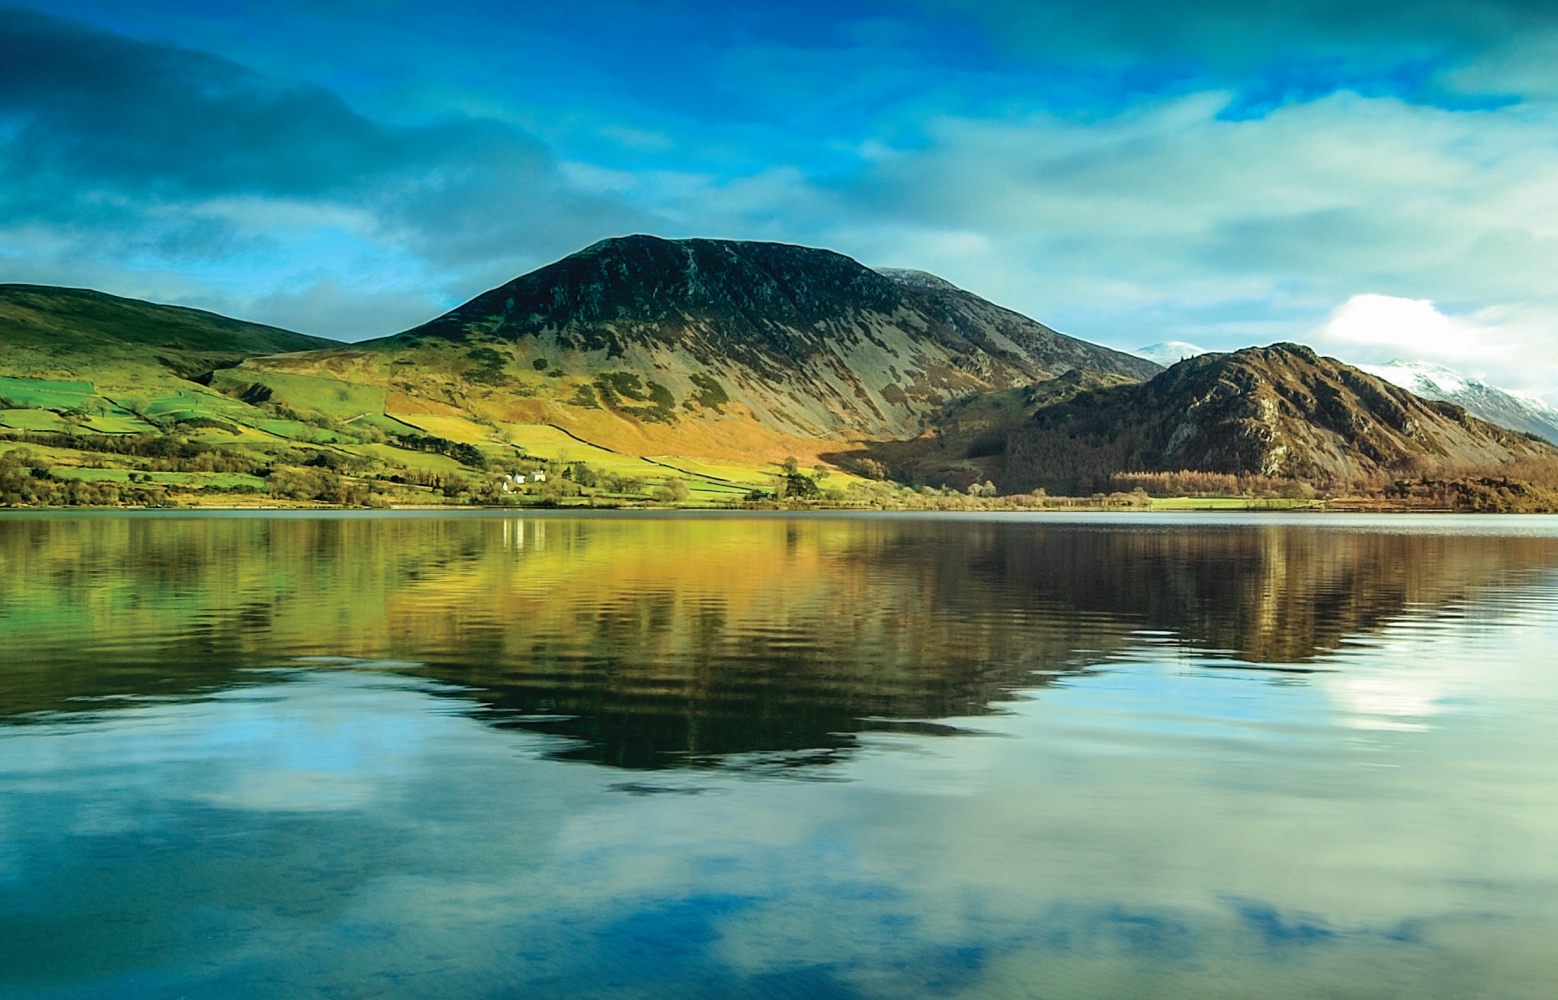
[1134,341,1208,366]
[389,236,1159,439]
[875,268,963,293]
[1001,342,1554,492]
[1358,358,1558,444]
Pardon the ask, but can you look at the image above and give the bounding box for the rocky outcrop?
[1002,344,1555,493]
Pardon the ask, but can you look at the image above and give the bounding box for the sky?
[2,1,1557,399]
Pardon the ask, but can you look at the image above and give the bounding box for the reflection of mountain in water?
[2,516,1555,769]
[947,524,1557,664]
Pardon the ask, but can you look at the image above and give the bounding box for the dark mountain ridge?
[385,235,1159,438]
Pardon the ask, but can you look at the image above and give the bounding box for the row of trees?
[0,450,176,507]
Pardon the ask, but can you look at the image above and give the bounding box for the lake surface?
[3,511,1558,999]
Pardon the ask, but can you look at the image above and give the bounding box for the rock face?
[1002,344,1555,493]
[1358,359,1558,445]
[396,235,1158,438]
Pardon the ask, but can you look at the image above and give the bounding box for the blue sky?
[3,1,1557,395]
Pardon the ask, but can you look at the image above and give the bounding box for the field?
[0,409,71,432]
[49,468,269,490]
[1146,496,1323,511]
[0,377,97,409]
[209,369,388,420]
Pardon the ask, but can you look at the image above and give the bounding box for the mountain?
[0,284,334,380]
[999,344,1555,494]
[1134,341,1208,366]
[372,235,1159,440]
[1356,359,1558,445]
[214,235,1161,468]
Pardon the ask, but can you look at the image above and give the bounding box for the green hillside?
[0,284,794,508]
[1,283,331,358]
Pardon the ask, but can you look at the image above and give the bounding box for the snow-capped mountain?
[1134,341,1208,366]
[1356,360,1558,445]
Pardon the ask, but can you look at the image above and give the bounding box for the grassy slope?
[0,285,341,447]
[0,286,813,504]
[225,335,864,491]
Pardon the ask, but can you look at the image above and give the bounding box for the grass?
[498,423,675,477]
[645,456,775,487]
[49,468,268,490]
[0,377,97,409]
[0,409,72,432]
[352,443,469,475]
[209,369,388,420]
[352,412,425,436]
[80,414,161,434]
[254,419,338,442]
[1146,496,1322,510]
[391,411,493,443]
[134,388,253,421]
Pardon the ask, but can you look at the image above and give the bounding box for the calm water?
[3,512,1558,999]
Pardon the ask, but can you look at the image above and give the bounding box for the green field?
[49,468,268,490]
[1146,496,1322,510]
[0,377,97,410]
[133,388,253,421]
[0,409,72,432]
[353,443,469,475]
[210,369,388,420]
[80,414,161,434]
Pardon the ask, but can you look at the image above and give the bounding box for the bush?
[266,466,385,506]
[0,449,174,507]
[852,457,888,480]
[653,478,690,503]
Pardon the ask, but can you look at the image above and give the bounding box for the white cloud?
[1309,294,1558,403]
[1316,294,1494,359]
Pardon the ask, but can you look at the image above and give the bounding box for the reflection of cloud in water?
[4,635,1558,996]
[2,673,450,817]
[1313,588,1558,731]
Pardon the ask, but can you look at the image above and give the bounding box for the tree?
[780,473,821,499]
[853,457,888,480]
[781,456,800,476]
[653,478,690,503]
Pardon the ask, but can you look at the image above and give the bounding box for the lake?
[2,511,1557,999]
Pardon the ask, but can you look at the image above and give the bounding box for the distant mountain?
[372,235,1160,439]
[1356,359,1558,445]
[1134,341,1208,366]
[1000,344,1554,494]
[0,284,334,380]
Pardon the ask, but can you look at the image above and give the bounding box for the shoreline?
[2,501,1554,516]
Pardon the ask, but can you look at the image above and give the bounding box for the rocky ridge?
[1000,344,1554,494]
